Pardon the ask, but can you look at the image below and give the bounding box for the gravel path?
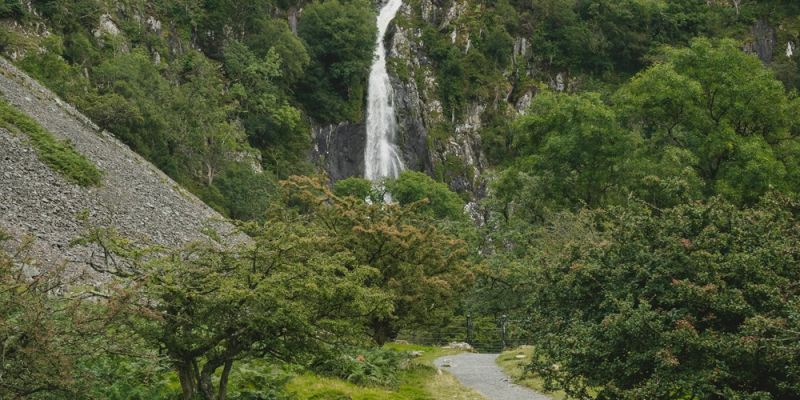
[434,353,552,400]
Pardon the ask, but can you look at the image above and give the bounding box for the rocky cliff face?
[0,58,234,279]
[311,122,366,181]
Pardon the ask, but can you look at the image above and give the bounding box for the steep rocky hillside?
[0,57,232,277]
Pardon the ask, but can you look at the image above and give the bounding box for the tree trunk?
[218,359,233,400]
[371,318,394,345]
[177,361,197,400]
[206,161,215,186]
[177,358,220,400]
[199,363,218,400]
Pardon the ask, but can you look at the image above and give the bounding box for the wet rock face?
[311,122,366,181]
[387,17,434,176]
[752,19,777,63]
[393,77,432,175]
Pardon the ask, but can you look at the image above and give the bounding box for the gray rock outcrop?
[387,3,486,196]
[311,122,366,181]
[750,19,777,63]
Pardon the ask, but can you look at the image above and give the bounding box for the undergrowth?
[312,347,411,388]
[288,344,484,400]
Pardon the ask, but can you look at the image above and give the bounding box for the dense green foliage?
[334,172,467,221]
[494,39,800,221]
[0,98,102,186]
[297,0,376,123]
[333,176,380,201]
[386,171,467,221]
[284,176,474,344]
[508,197,800,399]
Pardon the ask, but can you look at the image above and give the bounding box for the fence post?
[466,313,473,345]
[501,314,508,350]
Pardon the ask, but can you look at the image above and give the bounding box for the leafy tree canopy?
[517,196,800,400]
[297,0,377,123]
[282,176,475,344]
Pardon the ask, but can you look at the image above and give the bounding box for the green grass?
[496,346,566,400]
[286,344,485,400]
[0,98,102,186]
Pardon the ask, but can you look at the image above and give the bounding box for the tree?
[613,62,706,207]
[197,0,275,58]
[332,176,380,202]
[385,171,466,221]
[170,51,250,186]
[510,90,635,211]
[615,38,798,204]
[0,234,113,399]
[87,50,176,166]
[282,176,475,344]
[214,165,280,221]
[77,214,389,400]
[223,42,309,177]
[518,196,800,399]
[296,0,376,123]
[241,18,309,85]
[665,38,789,140]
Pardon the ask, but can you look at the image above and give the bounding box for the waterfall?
[364,0,405,182]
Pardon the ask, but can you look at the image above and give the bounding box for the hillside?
[3,2,799,201]
[0,56,232,277]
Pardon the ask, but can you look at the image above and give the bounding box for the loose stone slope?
[0,57,233,276]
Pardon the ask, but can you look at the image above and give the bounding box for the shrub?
[332,177,384,203]
[311,348,411,388]
[385,171,465,220]
[214,164,279,221]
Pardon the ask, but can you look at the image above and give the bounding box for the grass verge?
[0,98,102,186]
[285,344,485,400]
[496,346,566,400]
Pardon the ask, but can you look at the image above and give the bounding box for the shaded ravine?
[434,353,552,400]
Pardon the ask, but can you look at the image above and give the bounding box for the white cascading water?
[364,0,405,182]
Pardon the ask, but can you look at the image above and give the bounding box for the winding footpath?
[434,353,552,400]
